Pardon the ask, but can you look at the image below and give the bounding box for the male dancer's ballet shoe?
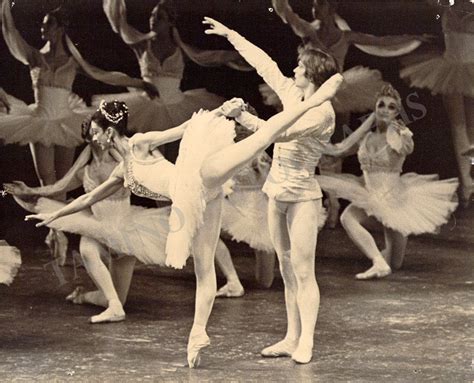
[355,264,392,280]
[187,331,210,368]
[216,283,245,298]
[66,286,85,304]
[261,339,298,357]
[89,300,125,324]
[291,344,313,364]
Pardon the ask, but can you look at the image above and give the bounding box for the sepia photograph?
[0,0,472,381]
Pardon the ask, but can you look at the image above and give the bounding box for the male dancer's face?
[293,61,311,89]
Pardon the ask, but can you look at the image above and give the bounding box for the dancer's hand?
[220,98,246,118]
[306,73,343,107]
[25,213,57,227]
[415,34,437,43]
[142,81,159,99]
[3,181,34,196]
[203,17,232,37]
[272,0,289,15]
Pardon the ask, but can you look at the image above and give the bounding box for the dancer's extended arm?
[317,113,375,157]
[128,119,190,151]
[4,147,92,198]
[103,0,153,46]
[272,0,324,49]
[1,0,40,65]
[203,17,300,107]
[25,172,124,227]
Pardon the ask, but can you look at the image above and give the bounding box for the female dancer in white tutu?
[203,17,339,364]
[4,101,171,323]
[25,73,343,367]
[401,0,474,206]
[315,84,458,279]
[99,0,250,161]
[0,0,157,188]
[0,0,157,261]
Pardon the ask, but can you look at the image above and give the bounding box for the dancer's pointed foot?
[89,299,125,324]
[291,342,313,364]
[261,338,298,358]
[216,282,244,298]
[356,262,391,280]
[66,286,85,304]
[187,329,210,368]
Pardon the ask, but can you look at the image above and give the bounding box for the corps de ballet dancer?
[315,84,458,279]
[24,73,343,367]
[98,0,251,161]
[400,0,474,206]
[4,101,172,323]
[0,0,158,262]
[203,16,339,364]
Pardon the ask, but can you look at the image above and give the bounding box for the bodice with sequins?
[30,56,79,91]
[357,132,406,174]
[123,152,173,202]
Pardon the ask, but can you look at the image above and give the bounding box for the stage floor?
[1,207,472,382]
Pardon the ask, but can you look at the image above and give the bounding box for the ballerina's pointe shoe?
[89,300,125,324]
[261,339,298,358]
[187,331,210,368]
[291,344,313,364]
[216,283,245,298]
[65,286,85,304]
[355,264,392,280]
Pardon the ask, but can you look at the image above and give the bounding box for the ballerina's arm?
[102,0,153,46]
[272,0,325,49]
[1,0,40,66]
[316,113,375,157]
[346,30,432,47]
[25,172,124,227]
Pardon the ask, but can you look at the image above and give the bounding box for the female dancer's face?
[375,96,400,126]
[41,15,63,42]
[88,121,111,151]
[149,6,171,33]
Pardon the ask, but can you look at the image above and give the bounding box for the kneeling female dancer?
[4,102,171,323]
[25,74,343,367]
[316,84,458,279]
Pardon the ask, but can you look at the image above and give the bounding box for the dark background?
[0,0,458,246]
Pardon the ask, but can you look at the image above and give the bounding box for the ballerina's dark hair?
[156,0,177,26]
[81,100,129,142]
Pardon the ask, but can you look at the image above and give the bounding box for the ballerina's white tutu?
[14,191,170,266]
[0,87,92,147]
[0,241,21,286]
[92,49,224,133]
[165,111,236,269]
[317,172,458,236]
[400,10,474,98]
[332,66,387,114]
